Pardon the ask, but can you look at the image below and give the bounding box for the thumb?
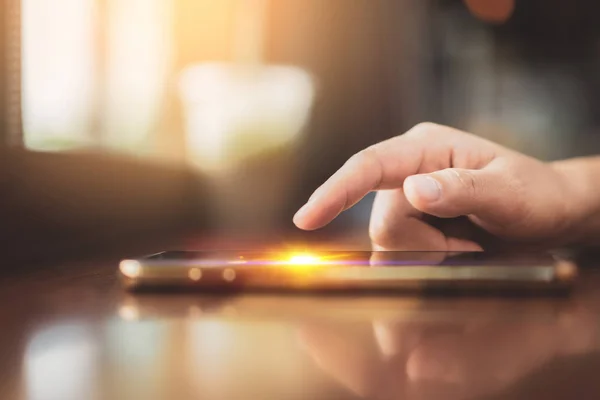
[403,168,506,220]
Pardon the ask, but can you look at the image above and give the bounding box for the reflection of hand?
[294,123,592,251]
[298,301,600,400]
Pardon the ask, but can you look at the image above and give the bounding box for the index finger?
[293,123,451,230]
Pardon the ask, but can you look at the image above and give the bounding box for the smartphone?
[118,250,577,294]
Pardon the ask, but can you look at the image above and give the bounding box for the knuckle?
[406,122,440,139]
[362,145,380,160]
[446,168,478,198]
[349,145,379,168]
[500,163,528,211]
[506,174,530,216]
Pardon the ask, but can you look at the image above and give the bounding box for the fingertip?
[293,204,311,229]
[293,203,325,231]
[293,190,345,230]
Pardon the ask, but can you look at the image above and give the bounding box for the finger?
[370,189,444,251]
[293,123,456,230]
[369,190,483,252]
[403,165,520,225]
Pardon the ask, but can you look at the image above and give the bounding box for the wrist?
[550,157,600,246]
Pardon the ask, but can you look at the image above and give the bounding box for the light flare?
[286,253,321,265]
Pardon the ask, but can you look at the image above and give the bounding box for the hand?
[293,123,581,251]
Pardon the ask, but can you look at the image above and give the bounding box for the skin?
[293,123,600,250]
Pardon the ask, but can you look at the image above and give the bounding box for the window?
[22,0,173,155]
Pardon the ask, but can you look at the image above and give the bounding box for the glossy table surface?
[2,255,600,400]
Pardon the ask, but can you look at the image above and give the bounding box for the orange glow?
[285,253,321,266]
[265,250,355,267]
[464,0,515,24]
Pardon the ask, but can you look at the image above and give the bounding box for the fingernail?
[409,176,441,202]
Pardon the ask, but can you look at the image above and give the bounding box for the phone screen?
[120,251,577,293]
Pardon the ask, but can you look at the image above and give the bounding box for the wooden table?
[2,252,600,400]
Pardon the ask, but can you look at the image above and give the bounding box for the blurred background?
[8,0,600,241]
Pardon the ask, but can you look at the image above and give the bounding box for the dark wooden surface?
[2,251,600,400]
